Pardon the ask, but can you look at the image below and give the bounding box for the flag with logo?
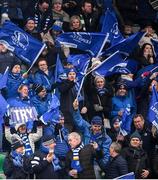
[101,9,124,46]
[148,84,158,129]
[92,51,138,77]
[0,21,46,65]
[56,32,108,57]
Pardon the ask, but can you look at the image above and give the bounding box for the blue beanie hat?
[91,116,102,126]
[111,116,121,125]
[65,68,76,75]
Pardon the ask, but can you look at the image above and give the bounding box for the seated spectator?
[66,132,102,179]
[104,142,128,179]
[73,99,112,178]
[51,0,70,32]
[3,135,32,179]
[121,131,150,179]
[31,135,62,179]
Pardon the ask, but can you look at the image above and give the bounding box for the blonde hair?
[70,15,82,31]
[68,132,81,142]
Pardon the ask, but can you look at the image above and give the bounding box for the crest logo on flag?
[150,102,158,119]
[11,31,29,50]
[111,23,119,38]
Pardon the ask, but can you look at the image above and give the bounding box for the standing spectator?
[72,99,112,178]
[24,17,42,41]
[3,135,32,179]
[121,131,150,179]
[42,21,69,66]
[132,114,155,156]
[91,76,113,127]
[104,142,128,179]
[68,15,84,32]
[4,116,42,156]
[5,62,28,99]
[31,135,62,179]
[33,58,54,93]
[51,0,70,31]
[0,43,21,73]
[34,0,52,33]
[78,0,100,32]
[66,132,102,179]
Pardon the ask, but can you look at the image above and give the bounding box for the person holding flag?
[58,67,88,131]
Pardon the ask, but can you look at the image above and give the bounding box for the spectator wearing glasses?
[33,58,54,93]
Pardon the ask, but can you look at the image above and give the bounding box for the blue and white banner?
[8,106,38,125]
[56,32,108,57]
[101,9,124,46]
[0,21,46,65]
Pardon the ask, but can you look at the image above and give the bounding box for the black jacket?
[121,146,150,178]
[3,154,31,179]
[31,150,59,179]
[104,154,128,179]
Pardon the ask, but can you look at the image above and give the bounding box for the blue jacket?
[33,69,54,92]
[5,72,28,99]
[72,109,112,167]
[111,95,136,118]
[31,94,51,116]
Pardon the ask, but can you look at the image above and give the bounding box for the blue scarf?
[41,144,61,171]
[90,132,102,142]
[11,150,23,167]
[71,143,84,172]
[96,87,108,96]
[19,133,33,157]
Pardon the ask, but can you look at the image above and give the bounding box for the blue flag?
[56,32,108,57]
[0,94,9,123]
[136,63,158,78]
[54,54,66,83]
[114,172,135,179]
[120,107,133,136]
[39,94,60,125]
[105,32,145,55]
[93,51,137,77]
[148,85,158,128]
[0,21,46,65]
[0,66,9,89]
[101,9,124,46]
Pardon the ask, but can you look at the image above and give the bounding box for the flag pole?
[85,50,119,77]
[96,33,109,58]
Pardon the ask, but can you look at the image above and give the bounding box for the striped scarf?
[19,133,33,156]
[71,143,84,172]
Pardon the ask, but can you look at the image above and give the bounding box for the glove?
[94,104,103,112]
[3,115,10,126]
[36,120,45,127]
